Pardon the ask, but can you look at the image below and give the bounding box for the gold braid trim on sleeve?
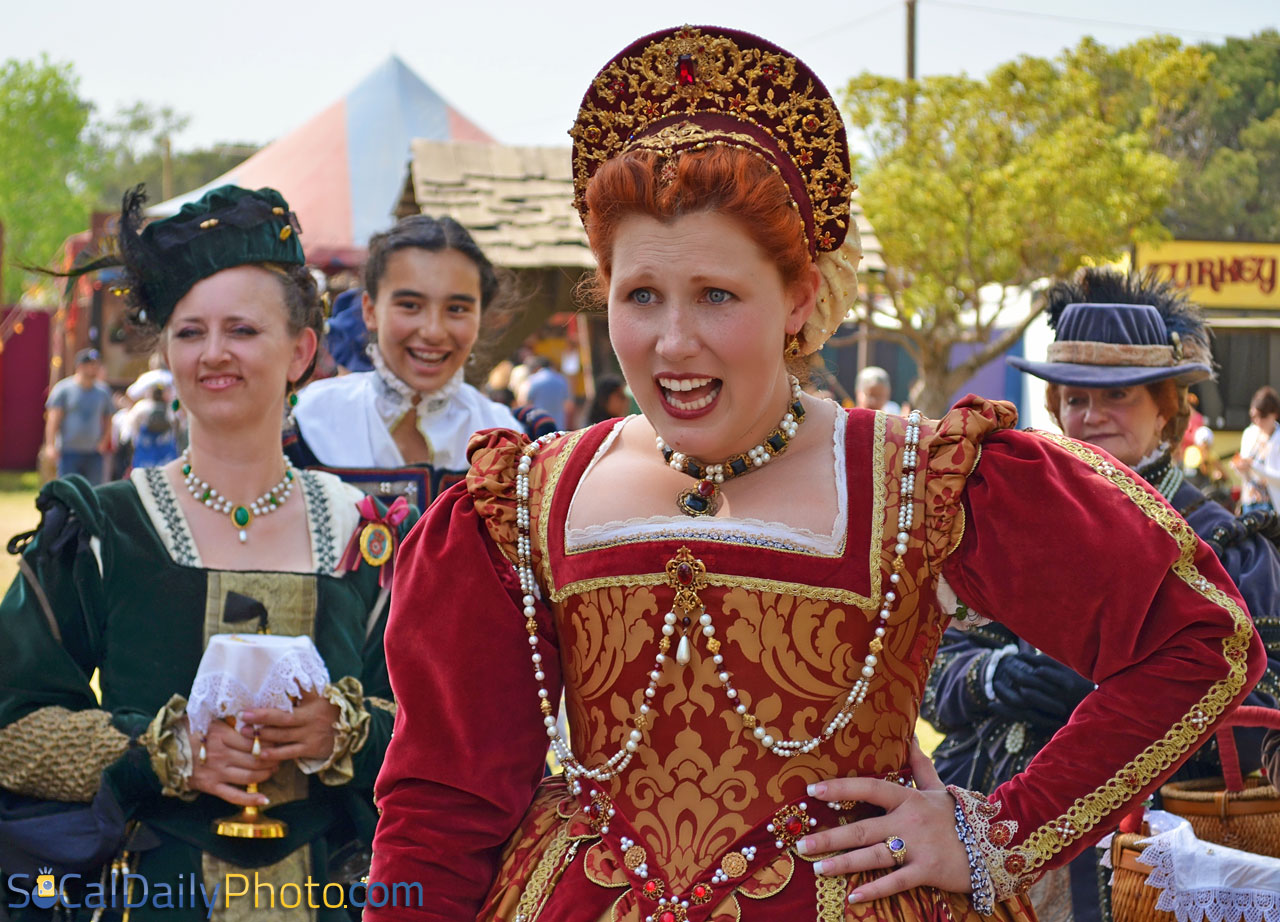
[297,676,371,786]
[0,707,130,802]
[142,694,196,801]
[958,430,1258,898]
[365,695,398,717]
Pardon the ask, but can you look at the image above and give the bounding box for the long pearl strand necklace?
[515,411,922,785]
[181,449,296,543]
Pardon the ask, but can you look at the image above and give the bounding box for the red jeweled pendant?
[676,562,694,585]
[677,54,697,85]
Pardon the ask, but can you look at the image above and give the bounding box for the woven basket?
[1159,705,1280,858]
[1159,776,1280,858]
[1108,832,1176,922]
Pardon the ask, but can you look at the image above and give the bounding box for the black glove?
[989,651,1094,730]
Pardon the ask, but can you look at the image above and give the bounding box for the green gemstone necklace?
[180,449,296,543]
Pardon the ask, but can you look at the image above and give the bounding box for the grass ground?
[0,470,40,589]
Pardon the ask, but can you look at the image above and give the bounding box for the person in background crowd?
[108,388,135,479]
[2,184,415,921]
[324,287,374,375]
[517,354,573,430]
[585,373,631,425]
[127,383,181,469]
[925,268,1280,922]
[1234,385,1280,514]
[486,385,558,438]
[1185,425,1233,510]
[854,364,901,414]
[367,26,1264,921]
[44,348,113,485]
[125,352,174,403]
[286,216,525,507]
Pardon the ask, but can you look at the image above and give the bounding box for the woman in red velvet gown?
[365,25,1265,922]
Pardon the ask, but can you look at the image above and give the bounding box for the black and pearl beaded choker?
[657,376,806,517]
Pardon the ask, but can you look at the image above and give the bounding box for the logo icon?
[33,867,57,909]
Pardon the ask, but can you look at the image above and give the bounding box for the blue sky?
[3,0,1276,151]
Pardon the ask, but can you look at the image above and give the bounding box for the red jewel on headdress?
[817,231,835,249]
[797,150,813,166]
[611,78,627,95]
[677,562,694,585]
[803,115,820,132]
[762,63,778,77]
[728,94,746,111]
[677,54,697,85]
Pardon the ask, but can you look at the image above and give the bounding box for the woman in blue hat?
[924,267,1280,922]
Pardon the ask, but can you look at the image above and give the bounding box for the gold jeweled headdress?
[570,25,854,258]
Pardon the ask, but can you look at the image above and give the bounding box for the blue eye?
[631,288,654,305]
[706,288,733,304]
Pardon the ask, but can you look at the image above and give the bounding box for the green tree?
[84,102,257,210]
[1164,30,1280,241]
[0,56,94,303]
[842,37,1206,415]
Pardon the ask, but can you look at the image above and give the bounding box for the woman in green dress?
[0,185,414,920]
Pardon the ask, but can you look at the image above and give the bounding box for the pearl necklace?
[657,376,805,516]
[181,449,296,543]
[515,410,923,786]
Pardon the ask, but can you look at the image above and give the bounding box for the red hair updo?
[583,147,813,300]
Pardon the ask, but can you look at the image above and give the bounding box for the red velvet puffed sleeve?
[932,396,1266,899]
[367,429,560,921]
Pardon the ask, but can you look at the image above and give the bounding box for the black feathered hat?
[68,185,304,330]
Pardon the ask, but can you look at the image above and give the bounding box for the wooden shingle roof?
[403,140,593,269]
[401,139,884,273]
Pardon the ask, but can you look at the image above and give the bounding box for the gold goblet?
[212,717,288,838]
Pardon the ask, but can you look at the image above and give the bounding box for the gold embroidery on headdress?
[571,26,853,255]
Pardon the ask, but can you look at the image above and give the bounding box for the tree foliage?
[842,37,1208,414]
[0,56,94,303]
[0,62,259,304]
[84,102,255,210]
[1164,30,1280,241]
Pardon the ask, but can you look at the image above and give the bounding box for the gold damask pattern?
[922,398,1018,570]
[950,431,1257,899]
[570,26,852,253]
[0,706,130,801]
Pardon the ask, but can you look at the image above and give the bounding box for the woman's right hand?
[186,717,278,806]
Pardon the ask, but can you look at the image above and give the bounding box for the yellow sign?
[1135,241,1280,309]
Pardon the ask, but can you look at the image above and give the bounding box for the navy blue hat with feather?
[1008,269,1213,388]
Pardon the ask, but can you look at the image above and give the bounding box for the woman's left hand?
[797,738,972,903]
[240,690,340,763]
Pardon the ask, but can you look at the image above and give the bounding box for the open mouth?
[405,346,451,369]
[657,375,722,414]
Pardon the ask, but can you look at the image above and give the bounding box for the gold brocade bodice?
[519,410,950,890]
